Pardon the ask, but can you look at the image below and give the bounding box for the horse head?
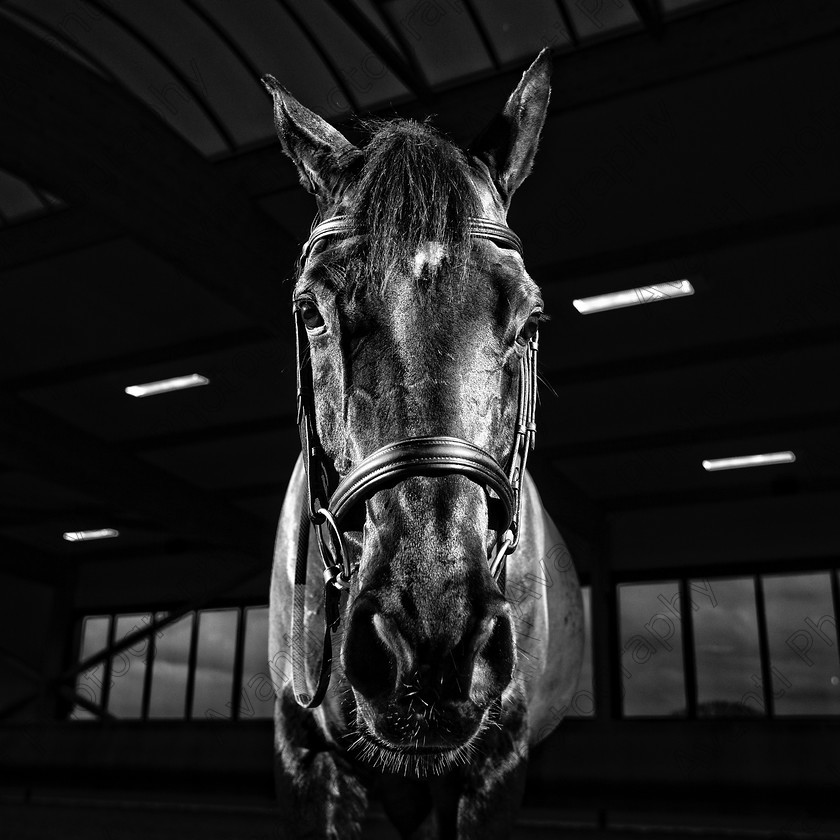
[265,52,552,777]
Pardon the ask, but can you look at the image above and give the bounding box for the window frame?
[613,558,840,720]
[69,597,271,723]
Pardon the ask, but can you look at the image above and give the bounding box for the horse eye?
[517,312,541,345]
[298,300,325,330]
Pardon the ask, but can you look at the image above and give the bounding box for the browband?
[302,215,523,259]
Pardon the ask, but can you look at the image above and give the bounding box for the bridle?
[290,214,538,708]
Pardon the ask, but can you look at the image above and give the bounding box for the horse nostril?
[343,597,401,699]
[469,612,515,705]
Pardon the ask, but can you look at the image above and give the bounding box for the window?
[73,615,110,717]
[618,568,840,718]
[71,605,273,721]
[618,581,686,717]
[191,609,238,719]
[108,613,152,718]
[763,573,840,716]
[691,577,763,717]
[148,612,192,718]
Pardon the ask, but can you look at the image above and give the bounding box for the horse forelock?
[349,118,480,293]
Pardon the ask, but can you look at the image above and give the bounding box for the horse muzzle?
[341,589,515,757]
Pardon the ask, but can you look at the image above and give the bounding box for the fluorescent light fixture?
[125,373,209,398]
[63,528,120,542]
[573,279,695,314]
[702,451,796,472]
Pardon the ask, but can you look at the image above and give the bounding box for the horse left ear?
[470,49,552,207]
[262,75,361,203]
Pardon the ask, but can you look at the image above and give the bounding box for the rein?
[290,215,538,708]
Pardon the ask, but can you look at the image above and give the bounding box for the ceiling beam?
[0,645,41,685]
[542,407,840,461]
[0,18,293,339]
[398,0,840,155]
[544,323,840,389]
[8,1,835,282]
[323,0,433,104]
[0,208,120,272]
[0,507,104,529]
[627,0,663,36]
[539,0,840,119]
[604,480,840,513]
[532,200,840,282]
[128,414,293,452]
[0,535,72,588]
[609,553,840,581]
[552,0,580,48]
[2,327,267,392]
[0,388,268,556]
[461,0,502,70]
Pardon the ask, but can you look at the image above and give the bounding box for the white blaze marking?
[413,241,446,278]
[393,242,448,372]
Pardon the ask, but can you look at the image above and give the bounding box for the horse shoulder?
[508,470,585,742]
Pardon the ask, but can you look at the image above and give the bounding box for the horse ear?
[470,49,552,206]
[262,75,360,202]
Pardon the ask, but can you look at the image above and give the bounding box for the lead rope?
[290,500,336,708]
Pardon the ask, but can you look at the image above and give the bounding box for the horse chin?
[347,698,497,778]
[351,721,486,779]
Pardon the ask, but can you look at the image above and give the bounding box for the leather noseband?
[329,436,515,530]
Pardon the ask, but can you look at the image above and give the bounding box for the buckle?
[324,565,355,592]
[314,508,352,582]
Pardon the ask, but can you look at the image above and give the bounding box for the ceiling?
[1,0,839,593]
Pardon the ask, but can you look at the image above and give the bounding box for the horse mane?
[350,118,480,292]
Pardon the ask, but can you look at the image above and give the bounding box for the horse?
[264,50,584,839]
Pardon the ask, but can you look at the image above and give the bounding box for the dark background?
[1,1,840,837]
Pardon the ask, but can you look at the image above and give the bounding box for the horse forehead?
[387,242,475,354]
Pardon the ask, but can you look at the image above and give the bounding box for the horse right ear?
[469,49,552,207]
[262,75,361,203]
